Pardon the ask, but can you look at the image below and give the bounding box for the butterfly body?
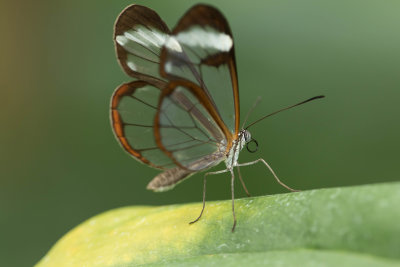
[146,128,250,192]
[225,129,251,169]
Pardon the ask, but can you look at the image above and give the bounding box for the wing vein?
[130,95,158,109]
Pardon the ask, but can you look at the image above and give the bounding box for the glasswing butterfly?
[111,4,324,232]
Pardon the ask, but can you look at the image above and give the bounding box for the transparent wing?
[111,81,176,169]
[114,5,171,88]
[160,4,240,136]
[112,5,238,173]
[155,81,228,171]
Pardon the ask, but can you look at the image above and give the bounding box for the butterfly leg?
[236,159,300,192]
[230,168,237,232]
[189,168,229,225]
[237,166,251,197]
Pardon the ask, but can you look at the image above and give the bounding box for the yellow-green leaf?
[36,182,400,266]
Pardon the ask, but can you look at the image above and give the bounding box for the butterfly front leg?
[236,158,300,192]
[236,165,251,197]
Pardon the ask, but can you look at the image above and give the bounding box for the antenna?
[245,95,325,130]
[241,96,262,129]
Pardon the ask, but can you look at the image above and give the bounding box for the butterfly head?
[239,129,258,153]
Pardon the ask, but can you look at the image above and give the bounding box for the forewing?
[155,81,227,171]
[111,81,176,169]
[114,5,171,88]
[160,4,240,136]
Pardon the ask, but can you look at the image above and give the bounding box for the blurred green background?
[1,0,399,266]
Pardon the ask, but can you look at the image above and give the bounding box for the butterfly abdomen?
[146,167,194,192]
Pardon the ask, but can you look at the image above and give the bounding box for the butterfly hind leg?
[189,168,230,225]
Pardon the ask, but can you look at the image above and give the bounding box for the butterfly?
[111,4,324,232]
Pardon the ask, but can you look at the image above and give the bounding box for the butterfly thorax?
[225,129,251,169]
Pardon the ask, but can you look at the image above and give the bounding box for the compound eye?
[244,130,251,142]
[246,138,258,153]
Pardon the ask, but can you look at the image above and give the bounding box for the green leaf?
[35,182,400,266]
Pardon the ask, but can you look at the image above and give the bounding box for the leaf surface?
[36,182,400,266]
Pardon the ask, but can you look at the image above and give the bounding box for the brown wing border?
[111,81,167,169]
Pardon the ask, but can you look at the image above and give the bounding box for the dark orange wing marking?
[111,81,175,169]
